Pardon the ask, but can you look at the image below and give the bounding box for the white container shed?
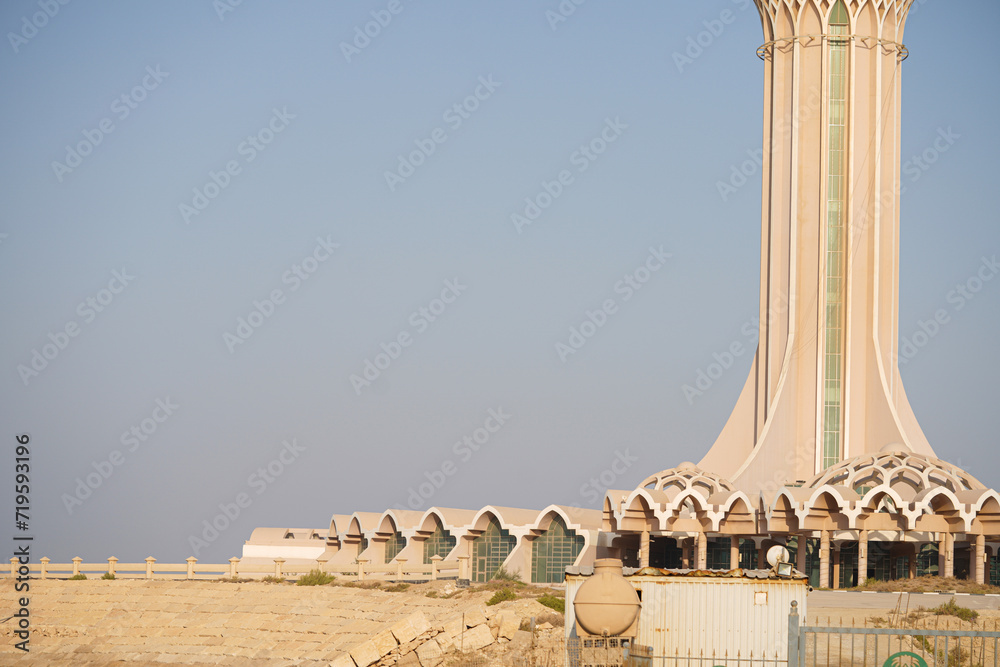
[565,567,808,660]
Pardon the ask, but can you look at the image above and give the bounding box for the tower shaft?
[699,0,934,493]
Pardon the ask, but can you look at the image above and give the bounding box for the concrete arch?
[917,487,962,514]
[376,513,398,536]
[531,505,599,534]
[669,488,712,516]
[973,490,1000,517]
[378,509,425,535]
[417,508,451,535]
[327,514,352,543]
[765,488,801,533]
[620,489,662,532]
[721,491,754,516]
[603,495,619,533]
[806,487,852,512]
[859,485,906,513]
[825,0,852,32]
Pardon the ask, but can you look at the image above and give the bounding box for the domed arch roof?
[804,448,986,495]
[638,462,736,500]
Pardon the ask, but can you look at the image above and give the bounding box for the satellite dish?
[766,545,790,567]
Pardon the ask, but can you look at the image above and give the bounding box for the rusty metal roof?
[565,565,807,581]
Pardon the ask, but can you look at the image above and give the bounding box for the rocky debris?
[0,579,565,667]
[355,601,563,666]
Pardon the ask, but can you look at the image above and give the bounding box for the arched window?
[384,532,405,563]
[471,516,516,582]
[830,0,849,28]
[531,516,584,583]
[423,520,457,564]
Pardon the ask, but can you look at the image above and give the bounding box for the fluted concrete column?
[858,531,868,586]
[681,539,691,569]
[832,547,840,589]
[758,546,766,569]
[819,531,830,589]
[696,533,708,570]
[975,535,986,584]
[730,537,740,570]
[938,534,946,578]
[639,530,650,568]
[795,537,807,574]
[944,533,955,579]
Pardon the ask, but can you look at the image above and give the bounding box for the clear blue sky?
[1,0,997,563]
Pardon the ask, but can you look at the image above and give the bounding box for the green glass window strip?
[530,516,584,583]
[422,522,457,564]
[471,517,516,583]
[822,10,849,472]
[830,0,849,26]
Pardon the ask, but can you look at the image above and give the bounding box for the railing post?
[787,600,800,667]
[145,557,156,580]
[186,557,197,579]
[72,557,82,576]
[107,556,118,576]
[40,557,49,580]
[357,558,368,581]
[430,555,442,580]
[10,557,17,577]
[396,558,405,580]
[229,557,240,579]
[273,558,285,579]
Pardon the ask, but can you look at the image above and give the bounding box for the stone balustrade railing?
[6,554,464,582]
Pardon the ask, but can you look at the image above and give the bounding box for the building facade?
[246,0,1000,589]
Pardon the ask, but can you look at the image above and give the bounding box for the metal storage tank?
[565,567,808,660]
